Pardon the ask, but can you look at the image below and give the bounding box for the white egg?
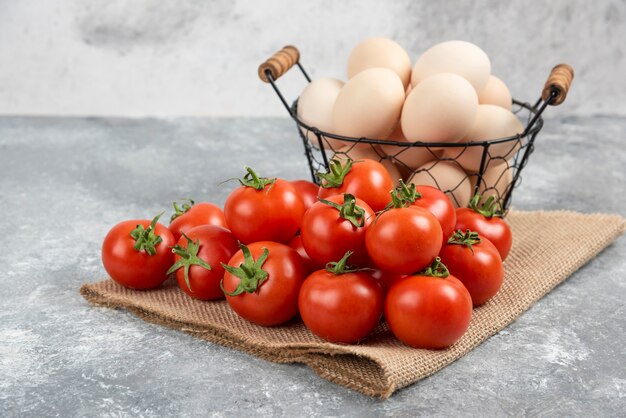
[409,160,472,208]
[444,104,525,172]
[401,73,478,143]
[379,124,441,170]
[297,78,345,150]
[332,68,405,140]
[479,75,512,110]
[347,37,412,88]
[411,40,491,93]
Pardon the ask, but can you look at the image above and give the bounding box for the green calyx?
[220,244,269,296]
[130,213,164,256]
[468,193,504,218]
[316,158,354,189]
[170,198,195,223]
[419,257,450,278]
[395,179,423,205]
[325,251,361,275]
[239,166,276,191]
[448,229,482,254]
[319,193,366,228]
[166,233,212,292]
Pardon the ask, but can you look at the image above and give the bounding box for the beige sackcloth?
[81,210,625,398]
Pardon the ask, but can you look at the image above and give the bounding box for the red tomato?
[222,242,306,326]
[299,253,384,343]
[169,200,228,242]
[290,180,319,211]
[288,235,323,275]
[365,206,442,274]
[438,230,504,306]
[402,184,456,242]
[102,214,175,290]
[370,269,406,295]
[318,159,393,212]
[224,167,305,244]
[455,195,512,260]
[384,260,473,349]
[168,225,239,300]
[300,193,374,266]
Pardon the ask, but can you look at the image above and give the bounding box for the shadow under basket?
[259,45,574,213]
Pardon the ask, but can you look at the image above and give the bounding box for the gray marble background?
[0,0,625,117]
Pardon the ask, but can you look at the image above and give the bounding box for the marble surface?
[0,115,624,417]
[1,0,625,117]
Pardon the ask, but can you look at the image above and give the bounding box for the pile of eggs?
[297,38,525,207]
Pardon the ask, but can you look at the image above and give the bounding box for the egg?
[333,68,405,139]
[411,40,491,93]
[347,37,412,88]
[401,73,478,143]
[443,104,524,172]
[380,124,441,170]
[468,161,514,205]
[409,161,472,208]
[297,78,345,150]
[479,75,512,110]
[333,144,403,186]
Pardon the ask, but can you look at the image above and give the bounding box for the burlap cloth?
[81,210,625,398]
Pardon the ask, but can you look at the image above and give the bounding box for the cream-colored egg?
[380,124,441,170]
[401,73,478,143]
[411,40,491,93]
[444,104,524,172]
[409,161,472,208]
[468,161,514,205]
[333,144,403,186]
[333,68,405,139]
[479,75,512,110]
[347,37,412,89]
[297,78,345,150]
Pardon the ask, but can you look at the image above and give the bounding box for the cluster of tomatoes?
[101,158,512,349]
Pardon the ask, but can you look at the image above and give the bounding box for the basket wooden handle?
[541,64,574,106]
[258,45,300,83]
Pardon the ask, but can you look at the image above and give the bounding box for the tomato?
[365,204,442,274]
[300,193,374,267]
[384,259,472,349]
[102,214,175,290]
[169,199,228,241]
[290,180,319,211]
[438,230,504,306]
[167,225,239,300]
[370,269,406,295]
[222,242,306,326]
[224,167,305,244]
[299,252,384,343]
[318,158,393,212]
[288,235,323,275]
[396,182,456,242]
[455,194,512,260]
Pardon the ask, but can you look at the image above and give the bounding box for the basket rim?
[290,99,543,148]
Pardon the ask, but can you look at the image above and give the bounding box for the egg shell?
[332,68,405,139]
[379,124,441,172]
[347,37,412,88]
[411,40,491,93]
[333,144,403,186]
[479,75,512,110]
[297,78,345,150]
[401,73,478,143]
[443,104,524,172]
[468,161,514,205]
[409,161,472,208]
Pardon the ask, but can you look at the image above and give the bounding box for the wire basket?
[259,45,574,212]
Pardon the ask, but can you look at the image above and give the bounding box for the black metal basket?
[259,45,573,212]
